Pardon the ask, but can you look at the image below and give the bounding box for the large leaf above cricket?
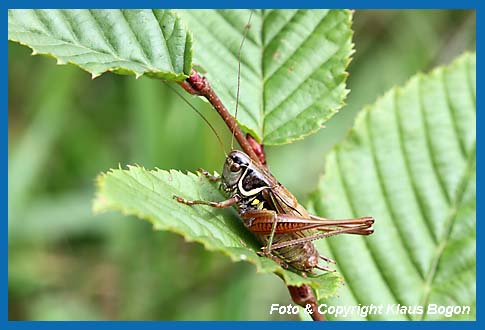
[177,9,353,145]
[8,9,192,80]
[8,9,352,146]
[309,53,476,320]
[94,166,343,299]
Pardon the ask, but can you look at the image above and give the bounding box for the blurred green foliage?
[8,10,475,320]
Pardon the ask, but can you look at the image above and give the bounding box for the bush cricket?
[174,149,374,274]
[173,10,374,275]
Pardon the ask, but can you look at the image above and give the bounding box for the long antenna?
[165,82,227,157]
[231,10,253,150]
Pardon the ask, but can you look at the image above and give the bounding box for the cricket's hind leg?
[315,256,336,272]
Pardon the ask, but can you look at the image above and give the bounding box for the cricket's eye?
[230,163,241,172]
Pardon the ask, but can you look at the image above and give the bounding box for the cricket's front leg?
[174,195,240,208]
[197,168,220,182]
[255,249,289,269]
[174,169,238,208]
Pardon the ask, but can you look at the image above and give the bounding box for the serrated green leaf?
[8,9,192,80]
[94,166,343,300]
[9,9,351,145]
[178,9,353,145]
[310,53,476,320]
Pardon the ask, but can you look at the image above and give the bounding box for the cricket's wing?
[263,184,311,218]
[241,209,374,235]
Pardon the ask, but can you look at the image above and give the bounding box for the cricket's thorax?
[240,167,270,196]
[236,167,272,212]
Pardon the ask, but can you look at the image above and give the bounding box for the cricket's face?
[221,150,250,191]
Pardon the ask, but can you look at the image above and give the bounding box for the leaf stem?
[180,69,263,165]
[288,285,324,321]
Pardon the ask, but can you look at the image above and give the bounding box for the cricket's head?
[221,150,251,191]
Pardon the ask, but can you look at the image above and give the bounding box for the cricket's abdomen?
[258,230,320,273]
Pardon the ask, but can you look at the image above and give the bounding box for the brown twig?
[180,69,262,165]
[288,285,324,321]
[246,133,266,166]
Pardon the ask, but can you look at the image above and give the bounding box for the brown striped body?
[221,151,322,273]
[177,149,374,274]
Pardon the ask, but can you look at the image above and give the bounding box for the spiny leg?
[266,212,279,255]
[240,209,280,256]
[175,168,222,206]
[241,210,374,236]
[256,250,289,269]
[315,255,337,273]
[240,210,345,272]
[252,212,282,265]
[320,255,336,264]
[315,264,336,272]
[174,195,239,208]
[267,224,372,250]
[197,168,220,181]
[239,210,291,268]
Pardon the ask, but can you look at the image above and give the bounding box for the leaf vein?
[366,103,426,279]
[335,147,410,318]
[216,10,260,47]
[263,10,299,47]
[119,10,155,68]
[88,9,119,56]
[264,14,335,86]
[442,69,468,159]
[325,239,367,318]
[466,56,476,109]
[394,88,438,244]
[418,143,475,318]
[188,12,260,79]
[152,10,177,73]
[417,76,452,205]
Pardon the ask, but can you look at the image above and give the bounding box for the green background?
[8,10,475,320]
